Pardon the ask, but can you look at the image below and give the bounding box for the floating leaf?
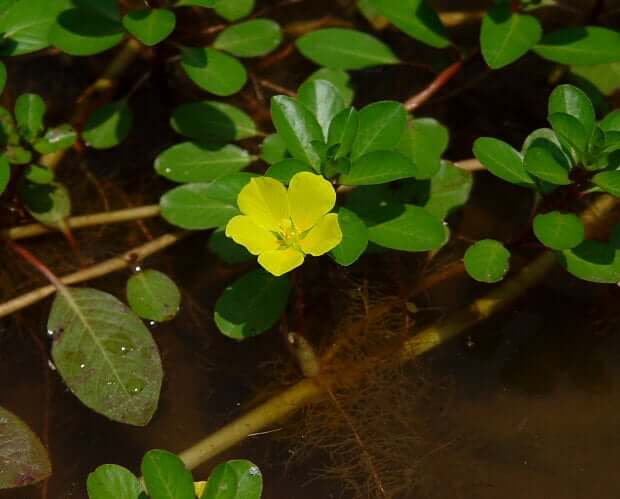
[592,171,620,197]
[214,0,254,21]
[87,464,143,499]
[464,239,510,283]
[330,207,368,266]
[480,4,541,69]
[341,150,415,185]
[369,0,450,48]
[33,124,77,154]
[304,68,354,106]
[559,240,620,283]
[14,93,45,141]
[265,159,313,184]
[298,79,345,141]
[296,28,399,70]
[122,8,176,46]
[203,460,263,499]
[351,100,406,160]
[20,181,70,229]
[533,211,584,250]
[259,133,287,164]
[126,270,181,322]
[170,101,257,143]
[214,269,291,339]
[82,101,133,149]
[473,137,534,187]
[142,450,195,499]
[214,19,282,57]
[0,406,51,489]
[180,47,247,96]
[48,287,163,426]
[534,26,620,65]
[396,117,449,179]
[155,142,250,183]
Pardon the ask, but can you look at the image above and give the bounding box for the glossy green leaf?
[126,270,181,322]
[155,142,250,183]
[214,0,254,21]
[71,0,120,21]
[464,239,510,283]
[160,173,254,229]
[396,117,449,179]
[0,62,6,94]
[369,0,450,48]
[296,28,399,70]
[259,133,287,164]
[20,181,70,229]
[473,137,534,186]
[327,107,358,160]
[559,240,620,283]
[203,460,263,499]
[208,228,252,264]
[0,155,9,195]
[214,269,291,339]
[351,100,406,160]
[122,8,176,46]
[33,124,77,154]
[533,211,584,250]
[548,84,595,140]
[524,137,572,185]
[0,406,51,490]
[170,101,257,143]
[142,450,195,499]
[548,112,587,155]
[304,68,354,106]
[298,79,345,141]
[214,19,282,57]
[480,4,542,69]
[592,171,620,197]
[418,161,473,219]
[24,164,54,184]
[48,287,163,426]
[50,8,124,56]
[265,159,313,184]
[87,464,143,499]
[180,47,247,96]
[571,62,620,97]
[330,207,368,266]
[176,0,219,7]
[341,150,415,185]
[270,95,324,171]
[14,93,45,141]
[534,26,620,65]
[82,101,133,149]
[601,109,620,133]
[0,0,66,56]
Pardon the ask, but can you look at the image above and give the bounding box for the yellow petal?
[225,215,279,255]
[258,248,304,276]
[300,213,342,256]
[288,172,336,232]
[238,176,289,231]
[194,481,207,497]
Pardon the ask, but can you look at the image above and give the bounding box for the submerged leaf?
[142,450,195,499]
[203,460,263,499]
[126,269,181,322]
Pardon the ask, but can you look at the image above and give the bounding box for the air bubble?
[47,360,57,371]
[248,466,261,476]
[126,378,145,395]
[133,265,143,273]
[79,363,86,369]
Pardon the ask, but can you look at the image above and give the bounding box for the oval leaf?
[330,207,368,266]
[82,101,133,149]
[0,155,10,195]
[87,464,143,499]
[523,138,572,185]
[20,181,71,229]
[142,450,195,499]
[351,100,407,160]
[204,460,263,499]
[327,107,358,160]
[122,8,176,46]
[265,159,313,184]
[126,269,181,322]
[297,79,345,141]
[464,239,510,283]
[592,170,620,197]
[559,240,620,283]
[341,150,415,185]
[396,117,449,179]
[303,68,354,106]
[214,0,255,21]
[548,84,595,140]
[473,137,534,187]
[14,93,45,140]
[534,26,620,65]
[180,47,247,96]
[213,18,282,57]
[533,211,584,250]
[259,133,287,164]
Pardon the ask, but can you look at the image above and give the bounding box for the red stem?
[8,240,65,291]
[404,58,464,112]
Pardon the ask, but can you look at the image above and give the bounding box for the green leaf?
[0,155,9,195]
[270,95,324,171]
[214,0,254,21]
[464,239,510,283]
[534,26,620,65]
[82,101,133,149]
[548,84,595,140]
[50,8,124,56]
[330,207,368,266]
[20,181,70,229]
[0,0,66,56]
[24,164,54,184]
[160,173,254,229]
[259,133,287,164]
[203,460,263,499]
[33,124,77,154]
[170,101,257,143]
[5,144,30,164]
[176,0,219,7]
[122,8,176,46]
[48,287,163,426]
[0,406,51,489]
[296,28,399,70]
[304,68,354,106]
[417,161,473,219]
[214,19,282,57]
[142,450,195,499]
[87,464,143,499]
[0,62,6,94]
[533,211,584,250]
[396,117,449,179]
[523,136,572,185]
[592,171,620,197]
[14,93,45,141]
[155,142,250,183]
[126,269,181,322]
[473,137,534,186]
[214,269,291,339]
[71,0,121,21]
[180,47,247,96]
[208,228,253,264]
[341,150,415,185]
[369,0,450,48]
[571,62,620,97]
[559,240,620,283]
[601,109,620,133]
[327,107,358,160]
[265,159,313,184]
[548,112,587,156]
[298,79,345,141]
[351,100,407,160]
[480,4,542,69]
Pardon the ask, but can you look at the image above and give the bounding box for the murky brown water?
[1,0,620,498]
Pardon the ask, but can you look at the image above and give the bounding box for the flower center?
[277,218,300,248]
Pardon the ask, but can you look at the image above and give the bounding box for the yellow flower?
[225,172,343,276]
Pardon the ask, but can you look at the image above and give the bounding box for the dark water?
[1,0,620,498]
